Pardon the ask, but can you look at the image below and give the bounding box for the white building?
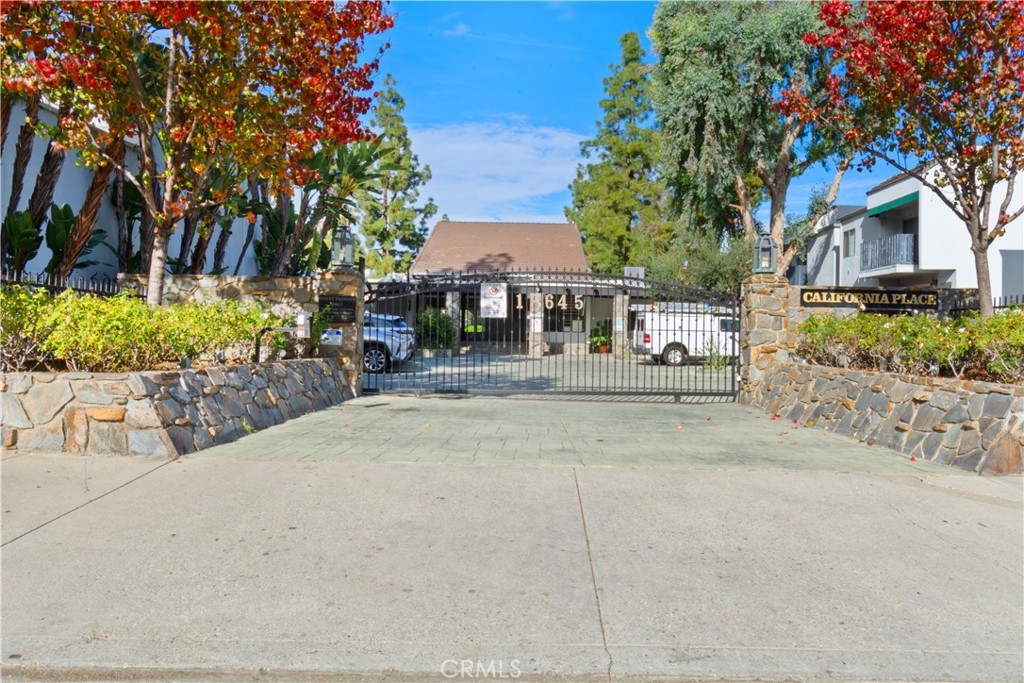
[802,168,1024,299]
[1,99,259,280]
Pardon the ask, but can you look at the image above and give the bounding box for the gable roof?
[409,221,588,275]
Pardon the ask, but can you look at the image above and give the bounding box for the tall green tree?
[650,1,850,275]
[566,32,667,274]
[358,74,437,276]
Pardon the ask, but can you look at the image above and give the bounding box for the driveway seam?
[573,467,613,682]
[1,457,179,547]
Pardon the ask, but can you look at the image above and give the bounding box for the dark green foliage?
[415,308,454,349]
[566,32,668,273]
[43,203,105,275]
[650,1,846,271]
[2,210,42,275]
[358,74,438,276]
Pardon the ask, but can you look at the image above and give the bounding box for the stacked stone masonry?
[1,358,355,457]
[742,362,1023,475]
[740,274,1022,475]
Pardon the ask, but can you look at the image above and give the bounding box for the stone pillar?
[445,291,461,352]
[739,274,790,403]
[612,293,629,356]
[318,268,364,395]
[528,292,545,359]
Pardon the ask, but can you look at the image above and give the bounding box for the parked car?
[363,313,415,373]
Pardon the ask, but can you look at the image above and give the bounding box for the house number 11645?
[514,294,584,311]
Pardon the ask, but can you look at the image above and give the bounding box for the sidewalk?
[2,398,1021,682]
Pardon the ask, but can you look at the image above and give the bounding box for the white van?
[631,303,738,365]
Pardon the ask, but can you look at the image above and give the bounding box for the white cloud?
[442,23,471,37]
[410,121,585,223]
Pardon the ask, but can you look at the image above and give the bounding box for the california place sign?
[799,287,939,312]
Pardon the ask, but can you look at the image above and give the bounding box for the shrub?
[0,285,57,372]
[796,309,1024,384]
[1,289,284,373]
[43,291,173,372]
[416,308,454,349]
[967,307,1024,384]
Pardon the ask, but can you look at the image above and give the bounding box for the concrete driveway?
[2,396,1021,682]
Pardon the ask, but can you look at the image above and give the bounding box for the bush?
[0,288,283,372]
[43,292,172,372]
[416,308,454,349]
[0,285,57,372]
[797,309,1024,384]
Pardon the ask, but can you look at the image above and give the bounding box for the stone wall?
[739,275,1023,474]
[742,361,1023,475]
[1,358,355,457]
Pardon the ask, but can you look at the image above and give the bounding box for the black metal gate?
[363,270,738,401]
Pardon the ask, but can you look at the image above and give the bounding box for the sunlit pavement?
[2,396,1021,682]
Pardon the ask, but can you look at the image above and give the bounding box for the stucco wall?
[2,100,259,279]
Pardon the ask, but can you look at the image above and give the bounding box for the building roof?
[409,221,588,275]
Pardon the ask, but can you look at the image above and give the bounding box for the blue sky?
[366,1,891,226]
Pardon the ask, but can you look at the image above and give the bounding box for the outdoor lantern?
[331,225,356,268]
[753,235,777,274]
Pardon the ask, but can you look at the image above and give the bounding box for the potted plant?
[590,319,612,353]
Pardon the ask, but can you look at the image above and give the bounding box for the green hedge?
[415,308,454,349]
[797,308,1024,385]
[0,286,283,372]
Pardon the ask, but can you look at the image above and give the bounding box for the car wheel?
[663,343,687,367]
[364,344,391,374]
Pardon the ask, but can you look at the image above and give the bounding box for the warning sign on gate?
[480,283,508,318]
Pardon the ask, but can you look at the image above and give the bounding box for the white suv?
[363,313,415,373]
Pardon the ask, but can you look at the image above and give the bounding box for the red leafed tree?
[790,1,1024,317]
[1,1,392,305]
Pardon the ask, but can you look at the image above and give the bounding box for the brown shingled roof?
[410,221,588,275]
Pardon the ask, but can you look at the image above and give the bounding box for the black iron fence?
[948,293,1023,318]
[0,269,127,298]
[364,269,739,401]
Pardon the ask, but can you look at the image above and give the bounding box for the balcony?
[861,234,917,272]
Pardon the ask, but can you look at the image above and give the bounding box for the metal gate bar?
[364,270,738,401]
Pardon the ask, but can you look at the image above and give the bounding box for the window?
[718,318,739,333]
[843,229,856,258]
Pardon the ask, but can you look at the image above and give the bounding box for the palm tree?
[268,140,393,276]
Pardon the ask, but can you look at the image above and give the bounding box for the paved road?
[2,396,1021,682]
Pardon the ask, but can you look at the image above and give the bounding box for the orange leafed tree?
[788,1,1024,317]
[1,1,393,304]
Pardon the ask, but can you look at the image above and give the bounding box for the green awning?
[867,191,919,216]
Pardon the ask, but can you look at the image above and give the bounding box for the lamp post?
[331,225,355,269]
[753,235,777,274]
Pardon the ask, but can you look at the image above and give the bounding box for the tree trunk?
[6,94,40,218]
[972,242,994,318]
[188,211,217,274]
[211,216,232,273]
[56,138,124,279]
[1,97,12,151]
[27,106,72,233]
[732,173,756,239]
[138,180,159,273]
[146,225,172,306]
[176,209,200,274]
[233,179,262,276]
[113,164,129,272]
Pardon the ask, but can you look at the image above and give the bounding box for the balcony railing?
[860,233,917,271]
